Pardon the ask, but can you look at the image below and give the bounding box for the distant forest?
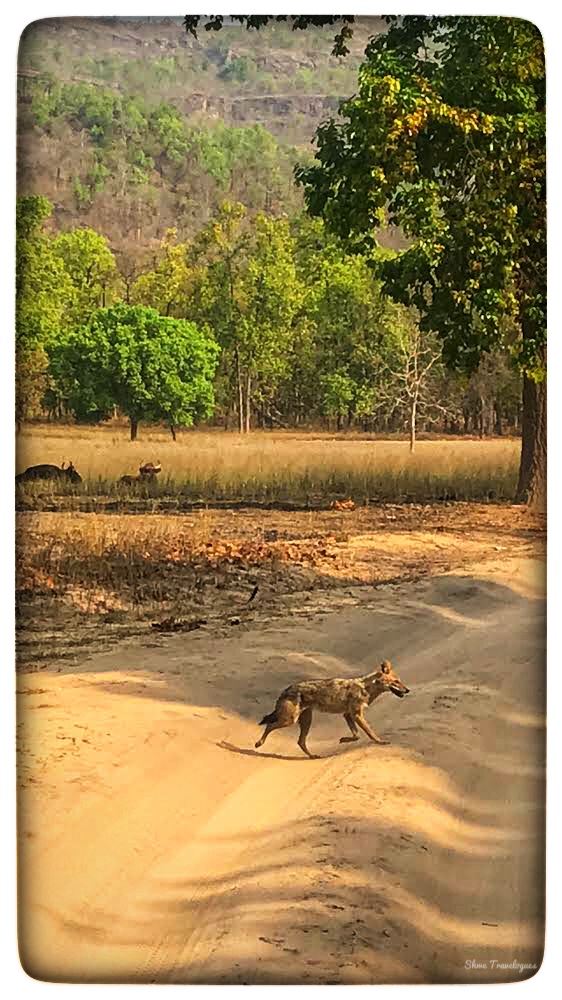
[17,17,376,247]
[16,18,522,441]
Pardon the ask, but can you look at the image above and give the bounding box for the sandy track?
[17,554,545,984]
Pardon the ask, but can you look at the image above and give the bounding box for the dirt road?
[17,553,546,984]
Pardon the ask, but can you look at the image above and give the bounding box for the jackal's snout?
[379,659,410,698]
[389,680,410,698]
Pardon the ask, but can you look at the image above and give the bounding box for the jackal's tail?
[259,709,277,726]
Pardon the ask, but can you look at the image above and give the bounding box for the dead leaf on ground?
[331,499,356,512]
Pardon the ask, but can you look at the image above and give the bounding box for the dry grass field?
[16,425,520,503]
[16,423,532,668]
[16,501,544,671]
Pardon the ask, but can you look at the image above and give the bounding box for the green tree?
[148,103,191,171]
[189,204,302,431]
[320,373,357,429]
[305,244,394,422]
[235,213,302,431]
[296,16,546,507]
[52,227,121,326]
[15,346,51,430]
[16,195,71,349]
[15,196,72,426]
[288,216,428,434]
[188,201,249,430]
[131,229,193,317]
[50,304,220,440]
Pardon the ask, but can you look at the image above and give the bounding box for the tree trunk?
[516,372,546,510]
[130,417,139,441]
[409,396,417,453]
[244,372,252,434]
[479,395,485,438]
[235,349,244,434]
[170,424,177,441]
[494,401,503,436]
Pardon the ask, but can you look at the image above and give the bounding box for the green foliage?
[16,196,72,349]
[49,304,220,432]
[187,202,304,426]
[16,193,52,239]
[218,55,256,83]
[188,200,249,348]
[72,176,92,208]
[284,216,409,425]
[148,103,191,165]
[237,212,303,395]
[52,227,121,326]
[321,373,357,419]
[16,345,51,426]
[296,16,545,380]
[27,77,304,218]
[87,156,110,196]
[15,196,521,438]
[131,229,192,317]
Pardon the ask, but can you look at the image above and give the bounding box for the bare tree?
[377,322,443,452]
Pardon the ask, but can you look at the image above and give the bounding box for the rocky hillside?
[17,16,386,252]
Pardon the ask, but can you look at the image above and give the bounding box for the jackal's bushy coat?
[256,660,410,758]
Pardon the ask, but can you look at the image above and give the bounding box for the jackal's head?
[364,660,410,700]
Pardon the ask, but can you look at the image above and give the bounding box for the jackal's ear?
[381,660,392,674]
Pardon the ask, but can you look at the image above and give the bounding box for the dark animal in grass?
[119,461,162,486]
[16,461,82,485]
[139,461,162,479]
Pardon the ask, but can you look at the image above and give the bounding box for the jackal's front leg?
[339,712,360,743]
[354,711,389,745]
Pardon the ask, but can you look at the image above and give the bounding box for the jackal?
[255,660,410,758]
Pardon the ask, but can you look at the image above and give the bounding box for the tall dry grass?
[16,509,346,623]
[17,511,219,606]
[16,425,520,502]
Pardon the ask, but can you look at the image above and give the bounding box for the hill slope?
[17,17,384,250]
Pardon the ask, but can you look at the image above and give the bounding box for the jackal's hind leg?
[354,711,389,745]
[255,719,285,748]
[339,712,360,743]
[255,698,298,749]
[297,707,318,758]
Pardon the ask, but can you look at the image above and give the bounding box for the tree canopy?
[16,196,72,426]
[52,227,121,325]
[50,304,220,439]
[15,191,523,447]
[16,195,72,349]
[295,15,546,506]
[185,203,303,432]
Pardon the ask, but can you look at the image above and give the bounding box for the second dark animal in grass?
[119,461,162,485]
[16,461,82,484]
[256,660,410,758]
